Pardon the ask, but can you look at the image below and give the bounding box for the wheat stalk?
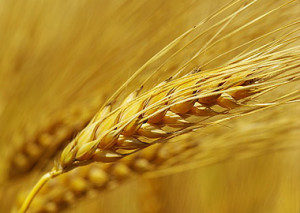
[17,0,300,211]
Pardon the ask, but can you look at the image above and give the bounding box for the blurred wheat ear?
[0,0,299,213]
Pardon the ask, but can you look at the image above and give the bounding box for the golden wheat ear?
[18,0,300,212]
[18,48,300,212]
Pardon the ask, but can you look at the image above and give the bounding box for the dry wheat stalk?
[18,0,300,211]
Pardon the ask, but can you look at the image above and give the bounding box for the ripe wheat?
[58,48,299,172]
[17,0,300,212]
[19,46,300,212]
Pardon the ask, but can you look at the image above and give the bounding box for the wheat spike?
[19,46,300,212]
[17,0,300,211]
[1,0,299,212]
[58,48,299,171]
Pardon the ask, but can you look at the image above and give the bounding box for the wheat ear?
[59,47,299,171]
[16,139,195,212]
[19,44,299,212]
[18,1,300,211]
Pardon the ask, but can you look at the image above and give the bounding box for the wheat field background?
[0,0,299,212]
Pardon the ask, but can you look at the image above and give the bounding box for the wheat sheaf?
[7,0,299,212]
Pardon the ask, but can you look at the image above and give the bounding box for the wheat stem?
[18,169,62,213]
